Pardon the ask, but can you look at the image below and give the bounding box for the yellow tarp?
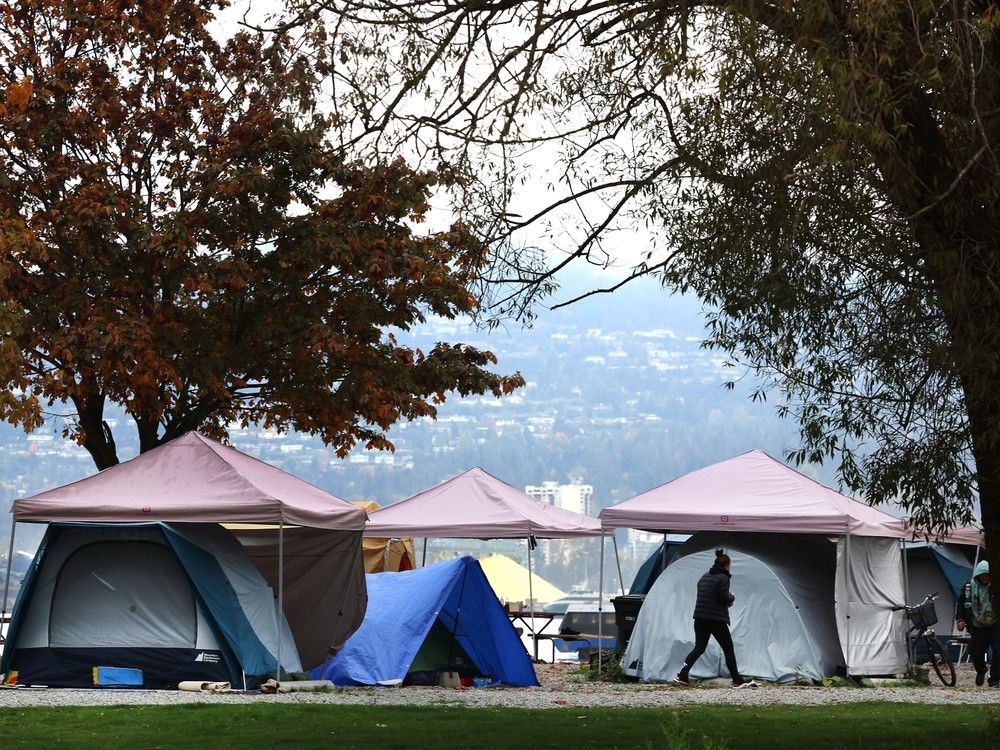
[478,554,566,605]
[352,501,415,573]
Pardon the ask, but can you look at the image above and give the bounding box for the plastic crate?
[906,599,938,629]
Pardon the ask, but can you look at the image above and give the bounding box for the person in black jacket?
[673,549,757,688]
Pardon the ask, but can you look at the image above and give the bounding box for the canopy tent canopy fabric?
[310,556,538,687]
[477,554,566,605]
[351,501,415,573]
[12,432,366,531]
[600,449,908,538]
[363,467,605,539]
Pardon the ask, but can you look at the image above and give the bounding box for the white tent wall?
[623,550,826,683]
[835,536,907,675]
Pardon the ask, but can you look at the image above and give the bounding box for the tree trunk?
[962,383,1000,593]
[73,391,120,470]
[135,416,161,455]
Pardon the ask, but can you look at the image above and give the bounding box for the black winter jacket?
[692,563,734,624]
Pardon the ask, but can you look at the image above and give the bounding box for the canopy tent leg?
[598,533,605,674]
[612,533,624,595]
[422,538,427,567]
[844,531,852,676]
[900,537,911,671]
[276,518,285,688]
[526,536,537,661]
[661,533,668,573]
[1,520,16,641]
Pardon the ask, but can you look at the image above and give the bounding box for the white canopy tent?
[2,432,368,682]
[364,467,611,658]
[599,450,976,677]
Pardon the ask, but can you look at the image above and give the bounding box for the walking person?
[956,560,997,687]
[673,548,759,688]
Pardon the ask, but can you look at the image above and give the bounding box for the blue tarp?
[310,556,538,687]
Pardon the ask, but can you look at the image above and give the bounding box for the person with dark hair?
[673,549,759,688]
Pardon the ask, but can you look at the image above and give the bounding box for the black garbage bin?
[611,594,645,654]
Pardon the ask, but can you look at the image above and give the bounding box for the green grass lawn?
[1,703,997,749]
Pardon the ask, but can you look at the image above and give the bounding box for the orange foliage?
[0,0,522,469]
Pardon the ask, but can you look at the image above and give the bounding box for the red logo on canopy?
[141,506,152,513]
[720,515,730,523]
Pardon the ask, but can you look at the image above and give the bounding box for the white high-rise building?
[525,480,594,516]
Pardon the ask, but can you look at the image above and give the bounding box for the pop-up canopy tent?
[1,523,301,688]
[310,556,538,687]
[601,450,917,676]
[1,432,368,685]
[351,501,415,573]
[365,467,610,658]
[624,534,843,683]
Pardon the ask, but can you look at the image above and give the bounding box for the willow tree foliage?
[300,1,1000,545]
[0,0,522,470]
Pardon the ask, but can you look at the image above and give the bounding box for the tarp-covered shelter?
[310,556,538,687]
[478,554,566,605]
[1,523,300,688]
[351,501,414,573]
[601,450,912,676]
[1,432,368,686]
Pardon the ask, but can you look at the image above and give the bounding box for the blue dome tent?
[312,556,538,687]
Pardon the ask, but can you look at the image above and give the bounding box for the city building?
[525,480,594,516]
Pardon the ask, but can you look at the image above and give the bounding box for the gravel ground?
[1,663,998,710]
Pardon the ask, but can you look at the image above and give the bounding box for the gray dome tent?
[623,534,844,683]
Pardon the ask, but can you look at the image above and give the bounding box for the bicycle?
[898,592,956,687]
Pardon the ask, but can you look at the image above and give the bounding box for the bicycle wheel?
[925,634,956,687]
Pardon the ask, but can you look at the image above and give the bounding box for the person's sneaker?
[672,674,690,687]
[975,669,986,687]
[989,679,999,688]
[733,678,761,689]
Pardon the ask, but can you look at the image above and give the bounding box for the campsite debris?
[178,681,231,693]
[259,679,334,694]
